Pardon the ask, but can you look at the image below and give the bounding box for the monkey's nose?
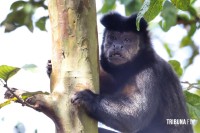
[113,44,123,50]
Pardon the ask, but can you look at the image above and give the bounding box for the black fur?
[100,12,149,45]
[100,12,147,32]
[71,12,193,133]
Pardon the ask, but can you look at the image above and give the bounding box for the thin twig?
[1,80,35,108]
[4,84,26,106]
[0,79,5,86]
[181,81,200,90]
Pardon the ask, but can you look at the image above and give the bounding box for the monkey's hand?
[71,90,97,112]
[46,60,52,78]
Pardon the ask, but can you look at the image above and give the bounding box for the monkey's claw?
[71,89,96,107]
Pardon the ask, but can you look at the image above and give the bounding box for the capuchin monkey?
[69,12,193,133]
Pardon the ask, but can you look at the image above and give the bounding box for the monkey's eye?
[124,38,131,43]
[108,35,116,41]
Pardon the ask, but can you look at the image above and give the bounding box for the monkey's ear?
[100,12,148,32]
[100,12,124,30]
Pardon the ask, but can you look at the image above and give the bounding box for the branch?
[4,86,26,106]
[4,86,52,112]
[0,79,27,106]
[181,81,200,90]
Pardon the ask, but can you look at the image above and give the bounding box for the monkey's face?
[103,31,140,65]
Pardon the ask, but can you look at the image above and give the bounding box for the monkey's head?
[100,12,151,72]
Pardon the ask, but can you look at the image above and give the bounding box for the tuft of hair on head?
[100,12,148,33]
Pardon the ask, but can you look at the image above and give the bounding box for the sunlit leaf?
[1,4,34,33]
[194,120,200,133]
[180,35,194,48]
[136,0,165,30]
[21,64,37,72]
[168,60,183,77]
[99,0,116,13]
[159,1,177,31]
[196,89,200,96]
[188,6,197,17]
[22,91,50,98]
[36,16,48,31]
[188,45,199,66]
[171,0,190,10]
[143,0,164,22]
[0,65,20,83]
[10,1,26,11]
[188,24,196,37]
[0,0,48,32]
[180,36,193,48]
[1,10,26,32]
[24,3,33,14]
[0,97,17,109]
[190,0,197,4]
[136,0,150,31]
[184,91,200,119]
[164,43,173,58]
[119,0,132,5]
[125,0,142,16]
[25,16,34,32]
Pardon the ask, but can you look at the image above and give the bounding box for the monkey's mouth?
[110,53,123,57]
[108,52,127,65]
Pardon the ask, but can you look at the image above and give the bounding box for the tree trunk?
[48,0,99,132]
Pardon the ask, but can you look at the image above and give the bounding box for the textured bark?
[48,0,99,132]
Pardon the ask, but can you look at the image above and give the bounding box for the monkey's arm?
[71,68,160,132]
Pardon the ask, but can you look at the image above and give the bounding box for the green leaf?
[1,10,26,32]
[143,0,165,22]
[196,89,200,96]
[119,0,132,5]
[188,6,197,17]
[25,16,34,32]
[22,91,50,98]
[99,0,116,13]
[1,1,35,32]
[168,60,183,77]
[0,97,18,109]
[164,43,173,58]
[0,91,49,109]
[1,0,48,32]
[184,91,200,119]
[188,24,196,37]
[171,0,190,10]
[194,120,200,133]
[177,14,191,27]
[180,36,193,48]
[10,1,26,11]
[22,64,37,72]
[136,0,150,31]
[36,16,48,31]
[136,0,165,30]
[125,0,143,16]
[159,1,177,31]
[0,65,20,83]
[190,0,197,4]
[1,8,34,32]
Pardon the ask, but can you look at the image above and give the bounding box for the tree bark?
[4,0,99,132]
[48,0,99,132]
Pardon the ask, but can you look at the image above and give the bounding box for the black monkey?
[70,12,193,133]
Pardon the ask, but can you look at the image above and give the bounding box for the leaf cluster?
[0,64,37,84]
[99,0,199,31]
[1,0,48,32]
[0,64,38,108]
